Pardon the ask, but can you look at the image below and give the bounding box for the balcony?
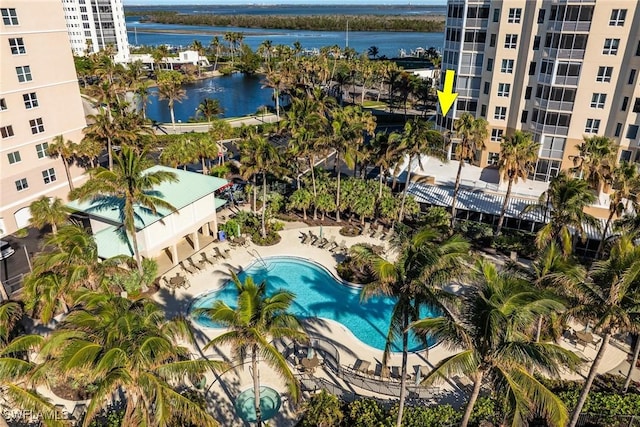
[457,88,480,98]
[530,122,569,136]
[534,99,575,112]
[548,20,591,32]
[446,18,463,28]
[465,18,488,29]
[462,42,486,52]
[542,48,585,60]
[458,65,483,75]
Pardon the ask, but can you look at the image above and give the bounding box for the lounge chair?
[187,256,202,271]
[316,237,329,248]
[299,231,309,244]
[213,247,229,259]
[371,224,384,239]
[201,252,216,266]
[308,231,319,246]
[382,228,395,241]
[179,261,197,275]
[324,236,337,250]
[337,240,348,254]
[361,222,371,236]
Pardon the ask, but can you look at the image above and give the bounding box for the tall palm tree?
[358,226,470,427]
[596,161,639,258]
[133,79,152,120]
[191,39,205,77]
[571,135,617,195]
[157,70,188,130]
[41,292,223,427]
[412,260,580,427]
[190,134,218,175]
[47,135,77,191]
[451,113,488,226]
[210,36,222,70]
[28,196,68,236]
[329,106,376,222]
[239,135,284,237]
[196,273,307,427]
[70,147,178,277]
[159,135,196,170]
[495,131,539,236]
[524,172,598,256]
[397,118,448,222]
[84,109,116,170]
[567,235,640,427]
[370,131,402,199]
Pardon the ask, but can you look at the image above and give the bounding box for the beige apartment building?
[0,0,86,236]
[441,0,640,183]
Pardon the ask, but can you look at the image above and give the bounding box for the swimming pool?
[190,256,435,352]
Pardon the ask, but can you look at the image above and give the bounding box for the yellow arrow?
[437,69,458,116]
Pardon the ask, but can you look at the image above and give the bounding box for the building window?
[596,66,613,82]
[492,8,500,22]
[622,97,629,111]
[491,129,503,142]
[23,92,38,109]
[629,69,637,85]
[615,123,623,137]
[590,93,606,109]
[42,168,56,184]
[633,98,640,113]
[524,86,532,100]
[497,83,510,97]
[508,8,521,23]
[637,41,640,56]
[520,110,529,123]
[504,34,518,49]
[8,37,25,54]
[540,136,566,159]
[487,152,499,166]
[620,150,632,163]
[603,38,620,55]
[0,98,6,110]
[528,61,536,76]
[494,107,507,120]
[7,151,21,164]
[29,118,44,134]
[534,159,561,182]
[480,104,487,117]
[500,59,514,73]
[15,178,28,192]
[487,58,493,72]
[1,8,19,25]
[609,9,626,26]
[627,125,639,140]
[483,82,490,95]
[489,34,496,47]
[0,125,14,138]
[533,36,540,50]
[16,65,32,82]
[36,142,49,158]
[537,9,546,24]
[585,119,600,134]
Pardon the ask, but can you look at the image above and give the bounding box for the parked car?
[0,240,15,260]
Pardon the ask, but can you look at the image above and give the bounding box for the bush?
[390,403,462,427]
[454,220,493,246]
[344,399,392,427]
[491,230,537,259]
[298,391,344,427]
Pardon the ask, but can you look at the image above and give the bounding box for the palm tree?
[191,39,205,77]
[329,106,376,222]
[370,131,402,199]
[367,45,379,59]
[567,235,640,427]
[451,113,488,226]
[495,131,539,236]
[28,196,68,236]
[196,98,224,122]
[84,109,116,170]
[23,225,129,322]
[571,135,617,195]
[596,161,639,258]
[70,147,178,277]
[41,292,223,427]
[47,135,77,191]
[397,118,448,222]
[210,36,222,70]
[75,136,102,168]
[239,135,283,237]
[196,273,307,427]
[133,79,152,120]
[157,70,188,130]
[412,259,580,427]
[358,226,470,427]
[524,172,598,256]
[159,135,196,170]
[190,134,218,175]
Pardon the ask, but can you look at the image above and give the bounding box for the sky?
[123,1,446,5]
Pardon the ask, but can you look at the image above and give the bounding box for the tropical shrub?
[298,390,344,427]
[418,206,451,231]
[220,218,242,238]
[492,230,537,258]
[389,403,461,427]
[336,244,377,284]
[344,399,391,427]
[454,220,493,247]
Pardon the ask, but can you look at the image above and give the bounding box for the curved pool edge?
[187,255,438,354]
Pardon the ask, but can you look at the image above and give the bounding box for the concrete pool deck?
[153,225,632,426]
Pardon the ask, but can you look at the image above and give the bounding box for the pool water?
[190,257,435,352]
[234,386,281,422]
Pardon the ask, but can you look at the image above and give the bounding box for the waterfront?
[146,73,274,123]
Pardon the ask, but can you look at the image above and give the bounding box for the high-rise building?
[440,0,640,183]
[0,0,86,236]
[62,0,130,63]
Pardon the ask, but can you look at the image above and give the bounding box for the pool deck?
[154,225,632,426]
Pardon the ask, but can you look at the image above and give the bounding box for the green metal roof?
[67,165,229,230]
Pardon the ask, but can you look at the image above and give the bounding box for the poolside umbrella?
[237,223,241,237]
[307,347,315,359]
[415,366,422,385]
[319,226,323,238]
